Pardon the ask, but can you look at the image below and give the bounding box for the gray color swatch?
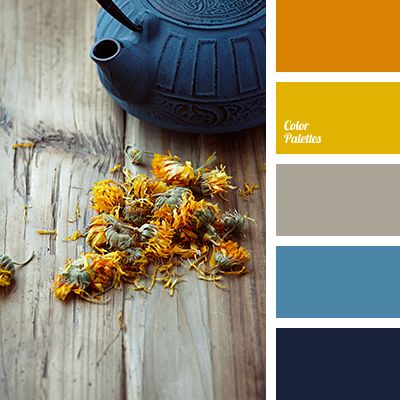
[277,164,400,236]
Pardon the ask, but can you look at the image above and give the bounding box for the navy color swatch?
[277,329,400,400]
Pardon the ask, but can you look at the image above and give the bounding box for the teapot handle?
[96,0,143,32]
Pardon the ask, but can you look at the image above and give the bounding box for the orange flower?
[152,192,197,241]
[143,221,173,259]
[211,241,249,272]
[52,257,91,300]
[91,179,124,214]
[84,215,108,250]
[144,221,195,259]
[145,178,169,195]
[121,247,148,278]
[192,200,219,229]
[152,153,197,186]
[52,252,125,301]
[0,268,13,287]
[153,186,191,210]
[198,165,235,198]
[0,253,34,287]
[123,198,153,226]
[123,170,168,199]
[0,255,15,287]
[88,251,125,292]
[220,210,250,234]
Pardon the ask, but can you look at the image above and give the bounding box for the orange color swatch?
[277,0,400,71]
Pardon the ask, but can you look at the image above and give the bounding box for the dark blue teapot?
[90,0,265,133]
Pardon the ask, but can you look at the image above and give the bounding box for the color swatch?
[277,0,400,71]
[276,82,400,154]
[277,329,400,400]
[277,164,400,236]
[277,247,400,318]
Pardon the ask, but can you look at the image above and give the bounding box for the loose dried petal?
[67,199,81,223]
[64,230,84,241]
[109,163,122,173]
[239,182,259,200]
[12,142,35,149]
[37,229,57,235]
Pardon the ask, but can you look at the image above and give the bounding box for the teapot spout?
[90,38,151,103]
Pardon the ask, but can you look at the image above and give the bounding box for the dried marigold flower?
[52,257,91,300]
[153,186,191,210]
[152,194,199,242]
[64,258,90,286]
[212,241,249,271]
[125,145,144,165]
[123,198,153,226]
[169,193,197,229]
[0,252,34,287]
[144,221,195,259]
[84,215,109,250]
[123,247,144,264]
[144,178,169,196]
[220,210,246,234]
[106,228,134,251]
[57,148,254,299]
[85,214,136,251]
[152,153,197,186]
[53,252,125,301]
[153,194,219,246]
[138,223,158,241]
[0,255,16,287]
[192,200,219,228]
[123,169,169,199]
[91,179,124,214]
[87,251,125,292]
[198,165,235,198]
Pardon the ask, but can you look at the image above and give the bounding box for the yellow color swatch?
[277,82,400,154]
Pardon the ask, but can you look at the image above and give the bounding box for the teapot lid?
[145,0,265,27]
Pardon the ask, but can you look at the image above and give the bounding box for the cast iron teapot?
[90,0,266,133]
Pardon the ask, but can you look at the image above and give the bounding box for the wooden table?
[0,1,265,399]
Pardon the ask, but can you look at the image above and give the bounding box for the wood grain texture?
[123,121,265,400]
[0,0,266,399]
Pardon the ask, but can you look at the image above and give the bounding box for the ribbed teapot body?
[94,0,266,133]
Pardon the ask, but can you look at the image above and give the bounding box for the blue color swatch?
[277,246,400,317]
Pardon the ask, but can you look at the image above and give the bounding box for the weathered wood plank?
[0,1,126,399]
[0,0,265,398]
[123,120,266,400]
